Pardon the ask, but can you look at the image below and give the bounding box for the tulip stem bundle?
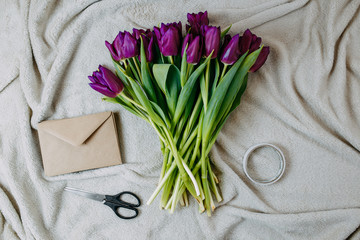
[88,11,269,216]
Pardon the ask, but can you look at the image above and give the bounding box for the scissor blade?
[64,187,106,202]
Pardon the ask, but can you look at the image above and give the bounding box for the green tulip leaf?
[229,73,248,114]
[150,100,170,127]
[201,52,247,144]
[128,76,164,127]
[199,72,207,110]
[210,58,220,97]
[221,25,232,38]
[180,44,188,87]
[205,47,263,143]
[140,38,157,103]
[153,64,181,117]
[172,52,213,125]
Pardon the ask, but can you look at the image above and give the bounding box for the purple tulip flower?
[182,33,203,64]
[122,31,139,58]
[220,34,231,53]
[249,46,270,72]
[105,31,139,61]
[240,29,270,71]
[105,32,124,61]
[220,34,241,65]
[133,28,155,62]
[88,65,124,98]
[154,22,182,56]
[202,25,220,58]
[240,29,262,55]
[186,11,209,34]
[220,29,270,69]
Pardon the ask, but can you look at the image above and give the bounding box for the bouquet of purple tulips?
[88,11,269,216]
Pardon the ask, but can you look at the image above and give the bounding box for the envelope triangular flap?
[38,112,112,146]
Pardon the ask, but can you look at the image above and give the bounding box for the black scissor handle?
[104,192,141,219]
[114,191,141,207]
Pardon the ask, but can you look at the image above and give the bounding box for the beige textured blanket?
[1,0,359,239]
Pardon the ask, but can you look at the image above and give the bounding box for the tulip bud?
[105,32,124,61]
[239,29,264,54]
[122,31,139,59]
[186,35,203,64]
[105,31,139,61]
[154,22,182,56]
[249,36,262,54]
[202,25,220,58]
[186,11,209,35]
[133,28,155,62]
[88,65,124,98]
[220,34,241,65]
[239,29,252,55]
[249,46,270,72]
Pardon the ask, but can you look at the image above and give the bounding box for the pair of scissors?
[64,187,141,219]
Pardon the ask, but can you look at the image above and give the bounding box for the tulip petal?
[239,29,252,55]
[105,41,119,61]
[147,35,154,62]
[201,11,209,25]
[133,28,145,39]
[204,25,220,58]
[89,83,117,98]
[220,34,241,65]
[160,23,168,36]
[249,46,270,72]
[93,71,107,86]
[187,11,209,34]
[88,76,97,84]
[122,31,139,58]
[153,27,161,42]
[181,33,192,56]
[99,66,124,93]
[187,13,196,25]
[186,35,202,64]
[161,26,180,56]
[249,37,262,53]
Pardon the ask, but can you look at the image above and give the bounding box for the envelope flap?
[38,112,112,146]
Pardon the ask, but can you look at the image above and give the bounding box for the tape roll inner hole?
[246,146,283,183]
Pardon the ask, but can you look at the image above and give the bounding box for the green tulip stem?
[164,194,173,209]
[179,125,198,156]
[207,157,222,202]
[183,190,189,206]
[132,57,142,81]
[148,119,166,144]
[166,150,173,170]
[163,127,200,198]
[146,161,177,205]
[169,56,174,65]
[201,145,212,216]
[127,58,140,81]
[180,95,202,148]
[187,64,194,79]
[160,169,177,208]
[196,173,205,201]
[219,64,228,83]
[170,144,199,212]
[170,174,182,213]
[203,60,211,110]
[159,148,170,183]
[122,60,128,69]
[162,140,196,210]
[121,93,145,111]
[189,111,203,168]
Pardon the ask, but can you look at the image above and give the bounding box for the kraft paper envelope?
[37,112,122,176]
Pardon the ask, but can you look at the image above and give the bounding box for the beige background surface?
[0,0,359,239]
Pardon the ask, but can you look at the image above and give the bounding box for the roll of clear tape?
[243,143,286,185]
